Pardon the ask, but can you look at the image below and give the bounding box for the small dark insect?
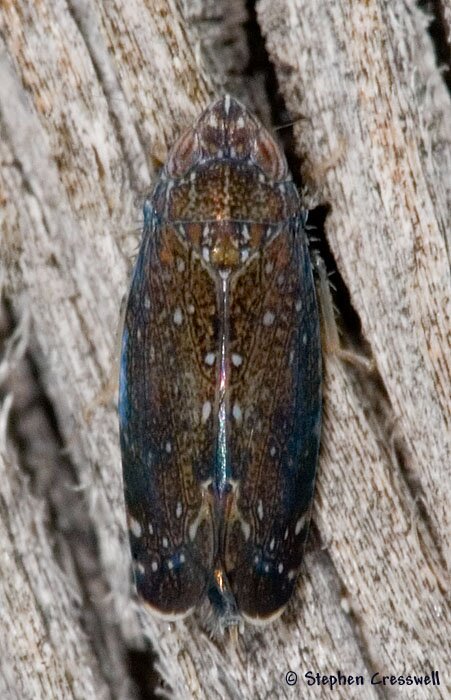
[119,95,322,634]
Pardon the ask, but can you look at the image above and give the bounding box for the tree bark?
[0,0,449,698]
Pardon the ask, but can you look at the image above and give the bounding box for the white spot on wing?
[232,353,242,367]
[173,307,183,326]
[241,521,250,540]
[129,517,142,538]
[165,441,172,453]
[162,537,169,548]
[204,352,215,366]
[144,295,150,309]
[176,502,183,519]
[151,561,158,572]
[263,310,275,326]
[232,402,242,423]
[278,563,284,574]
[177,258,185,272]
[295,514,307,536]
[201,400,212,423]
[257,499,264,520]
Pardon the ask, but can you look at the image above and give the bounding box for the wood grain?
[0,0,449,698]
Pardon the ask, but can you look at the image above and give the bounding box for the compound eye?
[166,127,200,178]
[252,131,288,181]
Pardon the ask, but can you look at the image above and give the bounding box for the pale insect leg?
[312,250,375,372]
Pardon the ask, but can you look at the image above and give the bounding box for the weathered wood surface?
[0,1,449,698]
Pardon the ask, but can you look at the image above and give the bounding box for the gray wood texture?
[0,0,449,698]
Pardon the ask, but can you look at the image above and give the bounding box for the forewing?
[119,215,217,617]
[225,218,321,621]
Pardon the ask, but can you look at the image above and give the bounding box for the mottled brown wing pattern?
[119,216,219,616]
[226,218,321,621]
[119,95,323,631]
